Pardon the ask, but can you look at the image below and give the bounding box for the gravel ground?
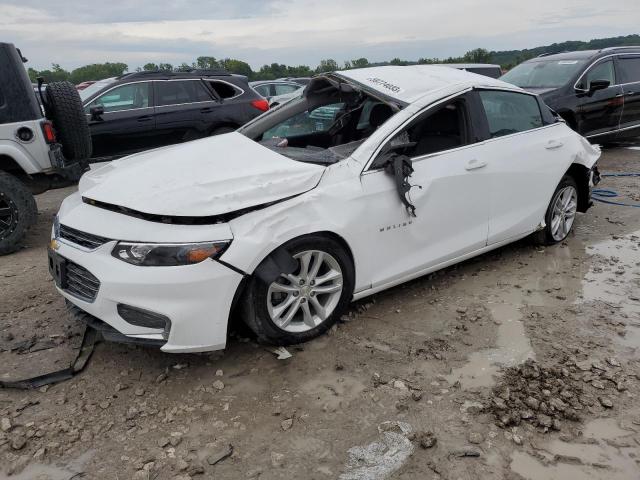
[1,145,639,479]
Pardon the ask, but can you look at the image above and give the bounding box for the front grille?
[59,224,110,250]
[65,261,100,302]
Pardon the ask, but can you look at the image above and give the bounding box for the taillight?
[251,99,270,112]
[41,121,56,143]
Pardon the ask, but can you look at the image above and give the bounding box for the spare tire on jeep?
[45,81,92,162]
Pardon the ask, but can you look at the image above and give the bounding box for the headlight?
[111,241,230,266]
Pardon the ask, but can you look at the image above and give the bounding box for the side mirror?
[588,79,610,94]
[372,140,417,169]
[90,105,105,121]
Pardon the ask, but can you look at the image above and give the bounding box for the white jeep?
[0,42,91,254]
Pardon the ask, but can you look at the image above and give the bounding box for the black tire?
[0,172,37,255]
[210,126,236,136]
[45,81,92,161]
[534,175,578,246]
[240,235,354,345]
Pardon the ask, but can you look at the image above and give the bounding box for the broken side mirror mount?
[372,140,417,169]
[90,105,105,122]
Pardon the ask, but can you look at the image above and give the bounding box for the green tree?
[462,48,492,64]
[143,63,159,71]
[219,58,253,77]
[350,58,370,69]
[158,63,174,72]
[196,56,221,70]
[316,59,338,73]
[69,62,128,83]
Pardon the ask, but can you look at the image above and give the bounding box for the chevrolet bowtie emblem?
[49,239,59,250]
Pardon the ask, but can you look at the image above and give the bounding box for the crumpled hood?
[79,133,325,217]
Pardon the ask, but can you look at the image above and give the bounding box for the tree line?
[27,48,492,84]
[26,34,640,85]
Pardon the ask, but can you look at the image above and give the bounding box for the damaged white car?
[49,66,600,352]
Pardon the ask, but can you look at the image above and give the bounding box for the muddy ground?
[1,145,640,480]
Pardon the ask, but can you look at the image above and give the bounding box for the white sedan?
[49,66,600,352]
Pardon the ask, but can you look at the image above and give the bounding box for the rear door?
[84,81,155,157]
[574,58,623,137]
[616,55,640,136]
[476,89,574,244]
[154,79,215,144]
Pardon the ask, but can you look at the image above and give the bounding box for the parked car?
[500,47,640,141]
[250,80,304,106]
[277,77,312,86]
[50,65,599,352]
[80,70,269,158]
[436,63,502,78]
[0,42,91,254]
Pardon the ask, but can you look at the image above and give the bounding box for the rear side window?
[584,60,615,87]
[617,56,640,84]
[479,90,543,138]
[208,81,239,99]
[156,80,212,106]
[253,84,271,97]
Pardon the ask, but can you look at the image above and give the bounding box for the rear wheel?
[241,235,354,345]
[0,172,37,255]
[534,175,578,245]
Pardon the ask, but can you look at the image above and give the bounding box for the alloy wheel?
[0,194,18,241]
[267,250,343,333]
[550,186,578,242]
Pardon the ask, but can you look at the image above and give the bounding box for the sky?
[2,0,639,71]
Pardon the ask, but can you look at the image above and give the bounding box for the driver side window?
[262,102,345,139]
[584,60,615,88]
[372,98,470,168]
[85,83,150,113]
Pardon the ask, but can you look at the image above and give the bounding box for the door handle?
[137,115,153,122]
[626,91,637,96]
[465,159,487,171]
[545,140,564,150]
[200,107,213,113]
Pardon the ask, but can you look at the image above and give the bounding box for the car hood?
[79,133,325,217]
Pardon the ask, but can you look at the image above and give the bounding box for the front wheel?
[0,172,37,255]
[534,175,578,245]
[240,235,354,345]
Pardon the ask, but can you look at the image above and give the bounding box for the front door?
[85,81,156,158]
[616,55,640,137]
[574,59,624,138]
[359,93,490,288]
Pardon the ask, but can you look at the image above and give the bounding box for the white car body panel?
[79,133,324,217]
[52,66,600,352]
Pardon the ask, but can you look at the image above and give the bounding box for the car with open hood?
[49,65,600,352]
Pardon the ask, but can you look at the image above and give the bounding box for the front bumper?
[52,238,244,353]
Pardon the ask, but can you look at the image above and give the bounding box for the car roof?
[434,63,501,69]
[117,69,232,81]
[335,65,514,104]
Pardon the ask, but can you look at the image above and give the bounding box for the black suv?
[80,70,269,158]
[500,47,640,141]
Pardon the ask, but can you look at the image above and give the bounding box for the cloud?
[1,0,638,71]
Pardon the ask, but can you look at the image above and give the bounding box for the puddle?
[0,450,94,480]
[510,418,638,480]
[579,233,640,318]
[446,303,534,388]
